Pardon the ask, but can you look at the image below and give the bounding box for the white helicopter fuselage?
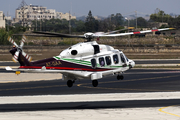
[59,41,135,81]
[6,40,135,87]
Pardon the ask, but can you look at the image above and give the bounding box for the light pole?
[125,17,129,32]
[125,17,133,50]
[36,16,37,31]
[38,18,41,31]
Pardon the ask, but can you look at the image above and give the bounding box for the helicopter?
[6,28,174,87]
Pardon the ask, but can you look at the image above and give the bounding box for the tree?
[85,10,97,32]
[150,9,172,23]
[0,28,10,45]
[137,17,147,28]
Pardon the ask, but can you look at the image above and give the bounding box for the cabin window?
[120,53,126,63]
[91,58,97,69]
[99,57,105,67]
[105,56,111,66]
[71,50,78,55]
[113,54,119,64]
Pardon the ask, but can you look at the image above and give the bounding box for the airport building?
[56,12,76,20]
[0,11,5,28]
[14,4,76,26]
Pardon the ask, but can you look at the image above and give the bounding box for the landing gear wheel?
[117,75,124,80]
[92,80,98,87]
[67,80,73,87]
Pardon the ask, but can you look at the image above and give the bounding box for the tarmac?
[0,61,180,120]
[0,92,179,120]
[0,73,62,83]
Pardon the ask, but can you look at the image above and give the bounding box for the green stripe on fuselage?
[54,56,61,60]
[62,58,91,66]
[55,57,128,68]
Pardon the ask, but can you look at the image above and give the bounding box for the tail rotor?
[20,35,26,48]
[8,36,18,48]
[12,51,19,62]
[8,35,32,63]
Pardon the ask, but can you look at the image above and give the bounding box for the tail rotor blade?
[12,51,19,63]
[8,36,18,47]
[20,35,26,48]
[22,51,32,62]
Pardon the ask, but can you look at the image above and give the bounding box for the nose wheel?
[67,80,75,87]
[117,75,124,80]
[92,80,98,87]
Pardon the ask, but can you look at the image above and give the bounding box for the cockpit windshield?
[124,54,129,62]
[120,53,125,63]
[120,53,129,63]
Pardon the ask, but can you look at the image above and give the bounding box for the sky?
[0,0,180,18]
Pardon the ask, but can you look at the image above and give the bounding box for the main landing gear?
[117,75,124,80]
[92,80,98,87]
[67,80,75,87]
[67,80,98,87]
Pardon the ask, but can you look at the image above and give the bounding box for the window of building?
[113,54,119,64]
[105,56,111,66]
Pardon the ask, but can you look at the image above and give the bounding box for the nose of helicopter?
[131,60,135,68]
[129,59,135,68]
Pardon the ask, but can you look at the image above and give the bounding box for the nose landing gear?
[67,80,75,87]
[92,80,98,87]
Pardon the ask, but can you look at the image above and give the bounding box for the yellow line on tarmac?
[159,105,180,117]
[77,75,180,92]
[0,85,66,92]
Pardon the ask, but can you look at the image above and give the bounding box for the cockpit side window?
[99,57,105,67]
[93,45,100,54]
[113,54,119,64]
[120,53,126,63]
[105,56,111,66]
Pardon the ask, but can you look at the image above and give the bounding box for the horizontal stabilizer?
[5,66,13,71]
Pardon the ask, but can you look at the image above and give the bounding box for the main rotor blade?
[98,28,175,37]
[13,34,62,37]
[33,31,85,38]
[7,37,18,47]
[104,28,128,35]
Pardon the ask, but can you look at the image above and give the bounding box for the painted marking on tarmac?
[0,84,66,92]
[0,74,179,92]
[77,75,180,92]
[159,105,180,118]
